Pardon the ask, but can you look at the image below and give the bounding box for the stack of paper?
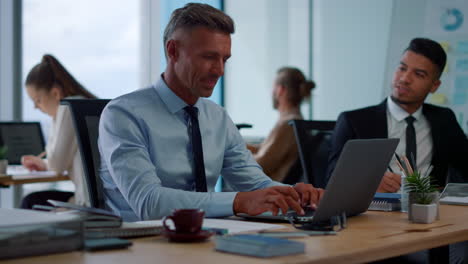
[0,208,82,259]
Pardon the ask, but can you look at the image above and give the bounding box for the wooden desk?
[0,174,69,186]
[3,205,467,264]
[0,174,69,207]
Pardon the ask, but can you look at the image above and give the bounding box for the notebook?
[238,138,399,223]
[215,234,305,257]
[0,122,45,165]
[48,200,122,228]
[439,183,468,205]
[368,193,401,211]
[85,222,163,239]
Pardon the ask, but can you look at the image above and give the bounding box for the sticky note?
[453,76,468,105]
[456,41,468,54]
[429,93,448,105]
[456,59,468,72]
[439,42,450,53]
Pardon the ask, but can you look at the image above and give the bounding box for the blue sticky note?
[453,76,468,105]
[456,59,468,72]
[456,41,468,54]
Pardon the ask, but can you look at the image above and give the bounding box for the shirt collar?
[387,96,423,122]
[154,75,202,114]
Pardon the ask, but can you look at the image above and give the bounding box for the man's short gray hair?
[163,3,235,56]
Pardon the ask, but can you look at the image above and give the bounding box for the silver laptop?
[238,138,399,223]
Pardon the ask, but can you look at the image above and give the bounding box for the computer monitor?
[0,122,45,165]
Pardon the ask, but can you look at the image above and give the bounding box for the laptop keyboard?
[286,206,316,218]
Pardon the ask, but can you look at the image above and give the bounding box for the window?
[21,0,139,194]
[22,0,140,126]
[156,0,223,105]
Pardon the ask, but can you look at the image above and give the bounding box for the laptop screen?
[0,122,45,165]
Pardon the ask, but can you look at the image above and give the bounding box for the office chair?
[288,120,336,188]
[61,99,111,209]
[235,123,253,130]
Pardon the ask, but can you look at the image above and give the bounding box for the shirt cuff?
[205,192,237,218]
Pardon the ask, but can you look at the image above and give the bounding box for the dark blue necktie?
[184,106,208,192]
[405,115,416,169]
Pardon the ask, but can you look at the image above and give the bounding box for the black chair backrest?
[61,99,111,209]
[289,120,336,188]
[235,123,253,130]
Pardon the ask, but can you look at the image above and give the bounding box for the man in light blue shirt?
[98,3,323,221]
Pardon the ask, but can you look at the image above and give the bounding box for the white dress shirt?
[98,77,282,221]
[386,97,433,175]
[45,96,89,206]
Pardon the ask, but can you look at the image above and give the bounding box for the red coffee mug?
[162,209,205,234]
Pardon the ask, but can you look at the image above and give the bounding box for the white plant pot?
[411,203,437,224]
[0,159,7,175]
[408,192,440,221]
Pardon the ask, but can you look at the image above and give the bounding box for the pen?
[202,227,229,235]
[410,153,417,173]
[387,166,394,173]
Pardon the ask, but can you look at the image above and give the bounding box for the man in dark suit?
[328,37,468,264]
[328,38,468,193]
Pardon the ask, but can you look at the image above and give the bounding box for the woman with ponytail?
[21,54,96,208]
[247,67,315,182]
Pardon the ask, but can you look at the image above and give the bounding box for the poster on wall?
[424,0,468,133]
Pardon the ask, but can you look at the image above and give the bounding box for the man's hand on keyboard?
[233,186,304,216]
[293,182,325,208]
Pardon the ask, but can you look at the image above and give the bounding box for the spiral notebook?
[368,193,401,212]
[85,222,163,238]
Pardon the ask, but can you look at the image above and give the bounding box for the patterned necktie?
[405,115,416,169]
[184,106,207,192]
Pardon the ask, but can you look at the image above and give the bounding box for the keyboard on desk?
[238,206,316,222]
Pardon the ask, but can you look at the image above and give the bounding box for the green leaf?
[404,170,438,204]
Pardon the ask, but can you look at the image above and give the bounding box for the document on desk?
[440,183,468,205]
[7,165,58,178]
[135,218,284,234]
[439,196,468,205]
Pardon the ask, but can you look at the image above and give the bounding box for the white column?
[0,0,21,208]
[312,0,394,120]
[0,0,21,121]
[139,0,161,88]
[224,0,311,137]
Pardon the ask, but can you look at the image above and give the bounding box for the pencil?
[394,153,406,174]
[402,156,413,175]
[395,160,405,174]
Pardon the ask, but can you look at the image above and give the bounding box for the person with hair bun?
[248,67,315,182]
[20,54,96,208]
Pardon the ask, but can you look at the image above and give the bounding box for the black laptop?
[238,138,399,223]
[0,122,45,164]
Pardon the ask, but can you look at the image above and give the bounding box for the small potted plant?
[0,146,7,175]
[405,170,439,224]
